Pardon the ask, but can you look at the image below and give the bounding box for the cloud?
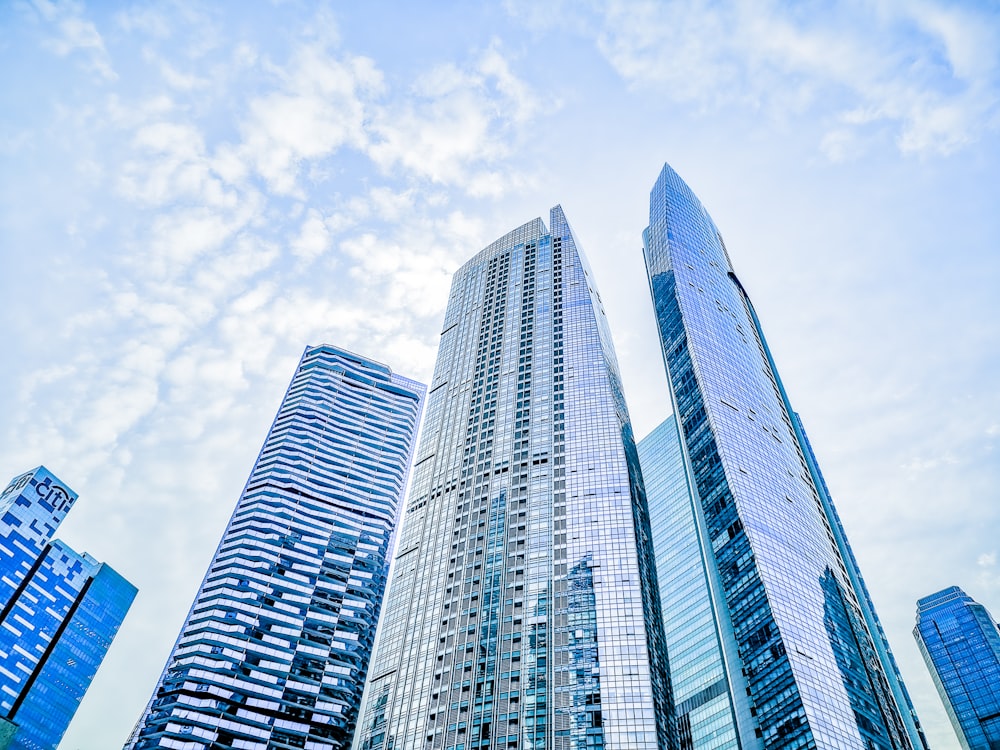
[335,189,485,318]
[31,0,116,80]
[157,60,209,92]
[369,43,539,196]
[237,45,383,196]
[120,121,232,207]
[900,452,959,476]
[507,0,1000,157]
[977,551,1000,593]
[290,209,332,261]
[115,5,172,39]
[5,15,541,499]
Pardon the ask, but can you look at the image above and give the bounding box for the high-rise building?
[641,162,925,750]
[0,466,137,750]
[126,345,424,750]
[638,416,741,750]
[352,207,674,750]
[914,587,1000,750]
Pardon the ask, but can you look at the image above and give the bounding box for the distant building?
[914,587,1000,750]
[641,162,926,750]
[126,344,424,750]
[0,466,137,750]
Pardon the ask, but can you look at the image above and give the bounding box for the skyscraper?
[641,162,925,750]
[126,345,424,750]
[914,587,1000,750]
[352,207,673,750]
[0,466,137,750]
[638,416,740,750]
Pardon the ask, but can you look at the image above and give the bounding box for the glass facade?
[642,163,923,750]
[638,417,740,750]
[914,587,1000,750]
[353,207,674,750]
[125,345,424,750]
[0,467,137,750]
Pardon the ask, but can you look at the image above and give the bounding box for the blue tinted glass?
[914,587,1000,750]
[639,417,740,750]
[0,467,136,750]
[643,163,925,750]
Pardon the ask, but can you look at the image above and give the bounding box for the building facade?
[641,162,925,750]
[352,207,674,750]
[125,345,424,750]
[914,587,1000,750]
[638,416,740,750]
[0,466,137,750]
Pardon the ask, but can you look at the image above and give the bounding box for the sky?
[1,1,999,748]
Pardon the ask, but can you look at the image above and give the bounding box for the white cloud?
[32,0,116,80]
[976,552,1000,593]
[158,60,209,92]
[507,0,1000,157]
[3,24,532,513]
[238,46,383,196]
[106,93,176,129]
[338,203,484,318]
[369,44,538,196]
[368,186,415,223]
[120,121,237,208]
[145,204,252,277]
[900,453,959,475]
[115,5,172,38]
[290,209,332,261]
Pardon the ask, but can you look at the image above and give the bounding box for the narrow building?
[641,162,926,750]
[126,345,424,749]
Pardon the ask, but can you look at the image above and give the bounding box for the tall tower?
[642,163,925,750]
[353,207,674,750]
[126,345,424,750]
[0,466,137,750]
[914,587,1000,750]
[638,416,742,750]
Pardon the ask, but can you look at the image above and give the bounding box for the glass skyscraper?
[914,587,1000,750]
[638,416,740,750]
[641,162,925,750]
[0,466,137,750]
[353,207,673,750]
[126,345,424,750]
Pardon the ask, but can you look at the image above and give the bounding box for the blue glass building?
[353,207,674,750]
[914,587,1000,750]
[638,417,740,750]
[641,163,925,750]
[125,345,424,750]
[0,466,137,750]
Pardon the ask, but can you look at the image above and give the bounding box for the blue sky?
[2,1,999,748]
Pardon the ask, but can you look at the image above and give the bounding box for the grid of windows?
[638,417,740,750]
[642,163,923,750]
[0,467,136,750]
[125,345,424,750]
[914,587,1000,750]
[353,207,674,750]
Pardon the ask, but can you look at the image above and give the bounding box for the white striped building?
[126,345,424,750]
